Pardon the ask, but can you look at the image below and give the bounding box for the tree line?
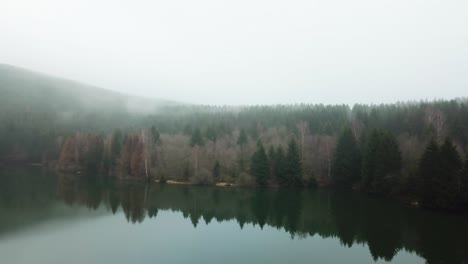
[1,99,468,210]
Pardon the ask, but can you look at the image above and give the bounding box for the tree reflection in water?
[0,169,467,264]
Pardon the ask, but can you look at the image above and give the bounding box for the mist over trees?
[1,65,468,211]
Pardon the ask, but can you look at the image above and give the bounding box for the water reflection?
[1,168,467,264]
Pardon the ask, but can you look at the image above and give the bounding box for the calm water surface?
[0,167,467,264]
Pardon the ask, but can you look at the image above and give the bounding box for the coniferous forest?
[1,65,468,211]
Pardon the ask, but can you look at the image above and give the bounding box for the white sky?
[1,0,467,105]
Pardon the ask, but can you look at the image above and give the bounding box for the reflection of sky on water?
[0,210,423,264]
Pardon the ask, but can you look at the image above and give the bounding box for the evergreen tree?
[205,126,217,142]
[418,139,440,208]
[237,129,248,146]
[84,135,104,173]
[213,160,221,180]
[268,145,275,162]
[151,126,161,145]
[361,130,381,191]
[250,140,270,186]
[461,158,468,207]
[374,132,401,194]
[110,129,123,166]
[238,129,248,170]
[272,146,287,185]
[361,130,401,194]
[331,128,361,187]
[268,145,275,177]
[419,138,463,210]
[285,139,303,187]
[437,138,462,210]
[190,128,204,147]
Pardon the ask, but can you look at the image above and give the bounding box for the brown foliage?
[57,133,104,172]
[117,132,150,178]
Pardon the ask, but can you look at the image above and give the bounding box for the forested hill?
[0,64,179,162]
[1,64,468,211]
[0,63,176,114]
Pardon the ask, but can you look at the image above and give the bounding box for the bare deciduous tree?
[425,108,446,143]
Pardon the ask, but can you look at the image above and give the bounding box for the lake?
[0,167,467,264]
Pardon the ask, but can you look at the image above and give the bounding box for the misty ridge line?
[1,63,467,113]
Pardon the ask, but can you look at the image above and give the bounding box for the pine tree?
[238,129,248,170]
[361,130,401,194]
[190,128,204,147]
[110,129,123,166]
[418,139,440,208]
[374,132,401,194]
[268,145,275,162]
[205,126,217,142]
[461,158,468,207]
[362,131,380,191]
[285,139,303,187]
[272,146,287,185]
[151,126,161,145]
[237,129,248,146]
[213,160,221,180]
[250,140,270,186]
[84,135,103,172]
[437,138,462,210]
[419,138,463,210]
[331,128,361,187]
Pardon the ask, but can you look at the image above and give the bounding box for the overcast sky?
[1,0,467,105]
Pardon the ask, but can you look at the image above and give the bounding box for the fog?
[1,0,468,105]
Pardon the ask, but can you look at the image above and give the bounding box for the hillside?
[0,64,177,114]
[0,64,179,162]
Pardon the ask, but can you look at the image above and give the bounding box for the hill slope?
[0,64,177,114]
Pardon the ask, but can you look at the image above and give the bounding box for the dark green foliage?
[250,141,270,186]
[237,129,248,146]
[362,130,401,194]
[304,177,318,188]
[461,158,468,206]
[437,139,463,209]
[419,140,441,208]
[213,160,221,179]
[419,138,463,210]
[183,163,191,181]
[84,136,104,173]
[205,126,217,142]
[190,128,204,147]
[238,128,249,170]
[151,126,161,145]
[285,139,303,187]
[110,130,123,166]
[332,128,361,187]
[272,146,287,185]
[268,146,275,162]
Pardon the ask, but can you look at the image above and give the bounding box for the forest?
[1,65,468,211]
[2,98,468,211]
